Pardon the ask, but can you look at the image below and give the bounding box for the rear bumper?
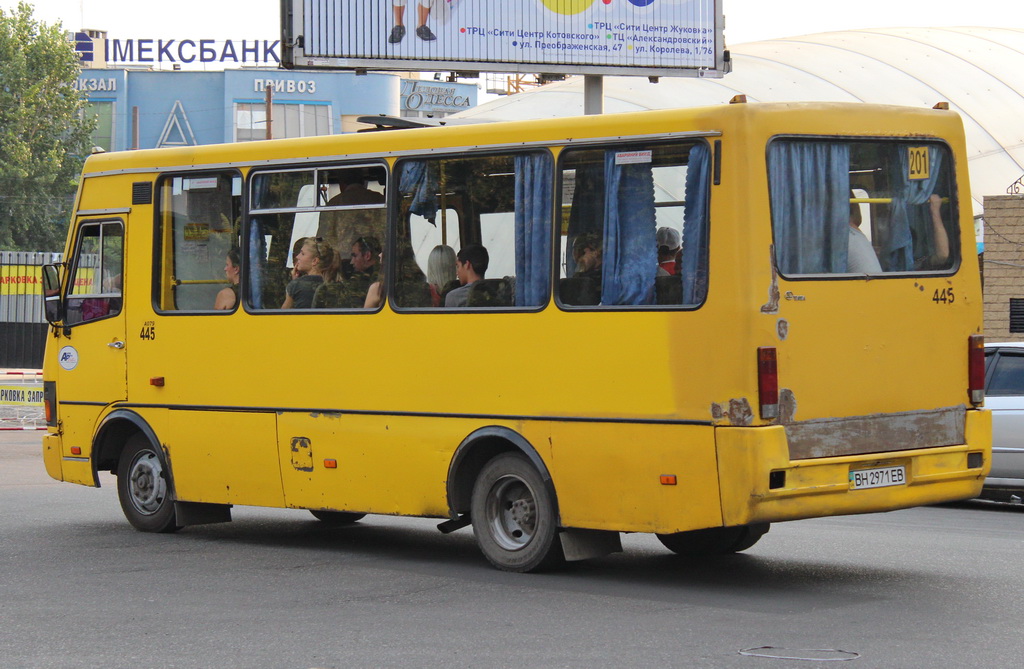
[716,409,991,526]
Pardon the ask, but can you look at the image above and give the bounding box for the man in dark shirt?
[444,244,488,307]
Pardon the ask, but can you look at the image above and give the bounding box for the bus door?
[55,217,127,485]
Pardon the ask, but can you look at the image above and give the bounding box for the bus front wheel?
[656,523,769,557]
[116,433,180,533]
[470,453,564,572]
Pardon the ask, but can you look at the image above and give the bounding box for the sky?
[11,0,1023,48]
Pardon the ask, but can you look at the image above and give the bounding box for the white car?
[982,343,1024,502]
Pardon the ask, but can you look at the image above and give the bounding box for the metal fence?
[0,370,44,430]
[1,251,61,369]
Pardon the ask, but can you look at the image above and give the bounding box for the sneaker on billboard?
[415,25,436,41]
[388,25,406,43]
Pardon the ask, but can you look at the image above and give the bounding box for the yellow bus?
[40,101,990,572]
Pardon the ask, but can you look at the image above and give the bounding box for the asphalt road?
[2,430,1022,669]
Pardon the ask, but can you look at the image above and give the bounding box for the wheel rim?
[127,449,167,516]
[485,474,538,551]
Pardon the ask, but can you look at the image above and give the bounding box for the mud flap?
[559,528,622,562]
[174,501,232,526]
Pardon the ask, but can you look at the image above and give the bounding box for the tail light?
[968,334,984,406]
[758,346,779,419]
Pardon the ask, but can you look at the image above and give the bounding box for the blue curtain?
[398,160,438,222]
[247,218,266,309]
[602,151,656,305]
[768,142,850,274]
[514,153,552,307]
[884,146,944,271]
[680,143,710,304]
[246,175,273,309]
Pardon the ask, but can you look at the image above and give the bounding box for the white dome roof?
[459,27,1024,215]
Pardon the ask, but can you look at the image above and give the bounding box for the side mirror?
[42,264,63,325]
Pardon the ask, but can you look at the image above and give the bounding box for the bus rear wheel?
[116,433,180,533]
[656,523,769,557]
[470,453,564,573]
[309,510,366,524]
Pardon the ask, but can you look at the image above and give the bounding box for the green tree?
[0,2,94,252]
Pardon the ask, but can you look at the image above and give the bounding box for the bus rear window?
[767,139,958,277]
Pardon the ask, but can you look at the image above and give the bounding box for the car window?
[986,351,1024,396]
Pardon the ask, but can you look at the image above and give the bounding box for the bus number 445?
[932,288,954,304]
[139,324,156,340]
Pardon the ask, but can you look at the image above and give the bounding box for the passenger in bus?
[329,236,382,309]
[328,172,385,207]
[426,244,458,307]
[572,234,603,280]
[364,249,385,309]
[214,248,241,310]
[656,227,681,276]
[916,193,951,270]
[445,244,488,307]
[559,235,602,306]
[282,238,336,309]
[847,201,882,274]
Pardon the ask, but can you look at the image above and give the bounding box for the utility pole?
[265,84,273,140]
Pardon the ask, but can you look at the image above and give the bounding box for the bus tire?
[470,452,564,573]
[656,523,768,557]
[729,522,769,552]
[116,433,180,533]
[309,510,366,524]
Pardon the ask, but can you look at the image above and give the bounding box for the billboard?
[282,0,727,78]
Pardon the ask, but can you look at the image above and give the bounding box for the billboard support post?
[584,76,603,116]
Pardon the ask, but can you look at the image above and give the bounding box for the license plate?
[849,465,906,490]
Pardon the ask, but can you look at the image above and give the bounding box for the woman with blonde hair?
[282,237,336,309]
[426,244,458,307]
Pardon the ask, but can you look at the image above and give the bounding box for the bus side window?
[247,165,388,310]
[557,141,710,308]
[392,151,553,309]
[155,173,242,312]
[65,221,123,326]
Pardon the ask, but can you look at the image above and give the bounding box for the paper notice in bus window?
[184,223,210,242]
[908,146,930,180]
[186,177,219,191]
[615,150,653,165]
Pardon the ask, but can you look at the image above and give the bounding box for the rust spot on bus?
[290,436,314,472]
[710,398,754,426]
[778,388,797,423]
[777,318,789,341]
[760,245,780,315]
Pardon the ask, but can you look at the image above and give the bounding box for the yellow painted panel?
[543,422,722,534]
[56,404,104,486]
[42,433,63,482]
[276,412,454,517]
[165,411,284,507]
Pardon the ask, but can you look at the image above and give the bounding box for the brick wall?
[982,194,1024,341]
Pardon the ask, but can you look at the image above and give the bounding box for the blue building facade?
[73,68,476,152]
